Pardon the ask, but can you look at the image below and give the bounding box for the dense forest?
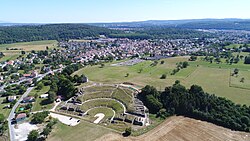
[0,24,216,44]
[93,19,250,31]
[138,81,250,132]
[110,27,215,39]
[0,24,120,44]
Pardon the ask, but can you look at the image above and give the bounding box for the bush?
[27,130,39,141]
[31,111,49,124]
[160,74,167,79]
[123,127,132,137]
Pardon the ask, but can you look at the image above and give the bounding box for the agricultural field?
[74,56,250,105]
[0,40,58,62]
[28,86,54,112]
[96,116,250,141]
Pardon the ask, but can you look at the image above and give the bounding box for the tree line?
[138,81,250,132]
[0,24,216,44]
[0,24,121,44]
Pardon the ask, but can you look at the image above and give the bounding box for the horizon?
[1,18,250,24]
[1,0,250,23]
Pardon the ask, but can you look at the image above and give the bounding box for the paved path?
[7,68,62,141]
[82,98,127,114]
[7,87,34,141]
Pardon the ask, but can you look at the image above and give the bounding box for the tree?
[240,77,245,83]
[233,68,239,75]
[48,91,56,103]
[160,74,167,79]
[0,121,7,135]
[31,111,49,124]
[100,63,105,68]
[36,82,44,90]
[123,127,132,137]
[244,56,250,64]
[42,127,51,138]
[27,130,39,141]
[189,55,197,61]
[0,52,4,58]
[57,76,76,99]
[0,114,4,123]
[125,73,129,77]
[182,61,189,68]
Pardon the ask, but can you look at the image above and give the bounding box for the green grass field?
[0,97,11,118]
[74,56,250,105]
[80,85,134,111]
[85,107,114,123]
[230,69,250,90]
[224,44,250,49]
[81,99,124,114]
[48,121,113,141]
[0,40,58,62]
[28,86,54,112]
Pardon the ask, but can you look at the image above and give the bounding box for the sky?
[0,0,250,23]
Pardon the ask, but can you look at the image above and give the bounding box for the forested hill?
[110,27,216,39]
[0,24,216,44]
[0,24,121,44]
[92,19,250,31]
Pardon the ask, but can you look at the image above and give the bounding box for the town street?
[7,68,62,141]
[7,87,34,141]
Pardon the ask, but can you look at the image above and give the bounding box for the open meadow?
[73,56,250,105]
[48,120,114,141]
[0,40,58,62]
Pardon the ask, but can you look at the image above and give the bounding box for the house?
[7,96,17,102]
[15,113,27,122]
[23,74,31,78]
[31,70,38,78]
[22,96,35,103]
[39,94,48,98]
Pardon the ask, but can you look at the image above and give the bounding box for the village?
[0,30,249,141]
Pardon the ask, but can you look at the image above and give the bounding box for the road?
[7,68,62,141]
[7,87,34,141]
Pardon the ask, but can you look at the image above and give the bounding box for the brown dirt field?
[95,116,250,141]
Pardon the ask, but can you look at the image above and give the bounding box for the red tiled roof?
[16,113,26,119]
[23,74,31,77]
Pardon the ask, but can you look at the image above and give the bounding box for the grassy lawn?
[111,88,133,111]
[0,97,11,118]
[81,91,111,101]
[85,107,114,123]
[81,99,124,114]
[0,40,58,62]
[230,69,250,90]
[182,67,250,105]
[80,85,134,112]
[73,57,191,90]
[48,121,113,141]
[28,86,54,112]
[74,56,250,105]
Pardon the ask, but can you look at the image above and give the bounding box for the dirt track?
[95,116,250,141]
